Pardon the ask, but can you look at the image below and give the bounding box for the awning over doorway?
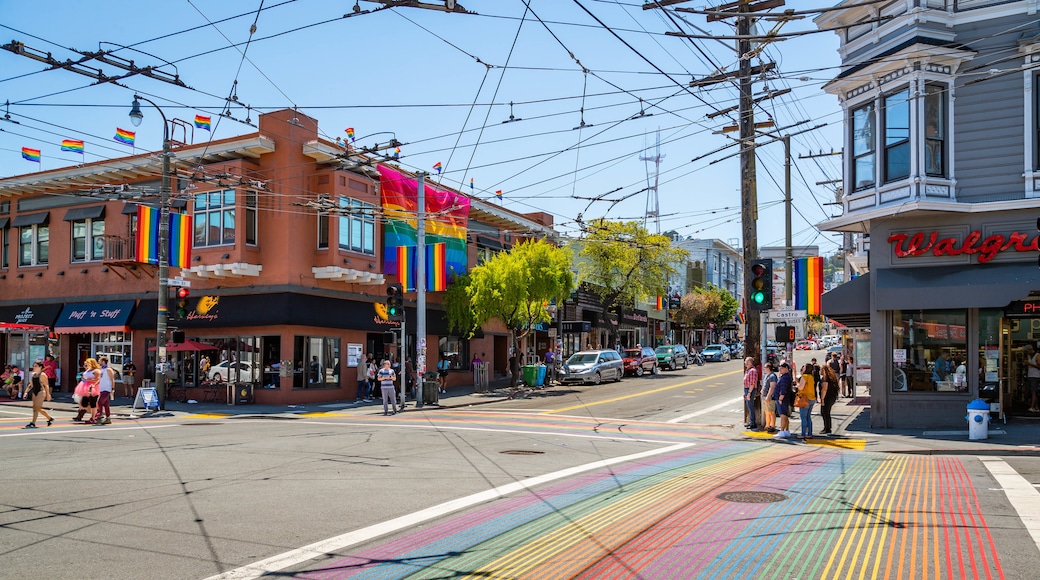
[0,303,64,328]
[875,262,1040,311]
[820,273,871,328]
[53,300,136,334]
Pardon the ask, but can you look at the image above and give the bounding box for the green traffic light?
[751,291,765,304]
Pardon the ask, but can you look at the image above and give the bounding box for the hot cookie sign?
[888,229,1040,263]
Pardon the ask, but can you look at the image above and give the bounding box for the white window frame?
[193,189,237,248]
[19,224,48,267]
[337,196,375,256]
[71,217,105,262]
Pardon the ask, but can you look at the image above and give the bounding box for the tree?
[446,239,574,386]
[673,285,739,331]
[577,219,688,346]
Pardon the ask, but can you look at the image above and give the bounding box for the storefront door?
[998,316,1040,418]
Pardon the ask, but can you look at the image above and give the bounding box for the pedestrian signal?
[776,325,796,343]
[748,259,773,311]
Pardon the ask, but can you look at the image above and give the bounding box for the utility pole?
[736,0,761,363]
[416,171,428,408]
[784,134,792,306]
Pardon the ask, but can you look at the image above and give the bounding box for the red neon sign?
[888,230,1040,263]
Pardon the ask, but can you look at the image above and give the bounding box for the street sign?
[169,276,191,288]
[769,310,807,321]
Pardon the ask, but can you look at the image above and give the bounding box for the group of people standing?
[744,351,853,439]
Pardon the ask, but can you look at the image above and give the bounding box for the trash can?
[422,372,439,405]
[523,365,539,386]
[235,383,254,405]
[966,398,990,440]
[536,364,547,386]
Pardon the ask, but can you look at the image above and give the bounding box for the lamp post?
[129,95,172,410]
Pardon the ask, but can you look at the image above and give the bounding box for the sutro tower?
[640,130,665,234]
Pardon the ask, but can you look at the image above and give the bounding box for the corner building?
[0,109,553,404]
[817,0,1040,427]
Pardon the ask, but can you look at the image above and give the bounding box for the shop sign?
[1005,299,1040,317]
[562,321,591,333]
[620,309,648,326]
[888,229,1040,263]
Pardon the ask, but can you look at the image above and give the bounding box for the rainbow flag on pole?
[114,128,135,146]
[495,190,503,200]
[168,211,193,268]
[426,242,448,291]
[433,162,442,174]
[397,245,416,292]
[655,296,664,310]
[345,127,355,142]
[794,256,825,315]
[21,147,40,163]
[194,115,211,131]
[136,205,193,268]
[60,139,84,154]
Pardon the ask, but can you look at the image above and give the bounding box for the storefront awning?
[53,300,136,334]
[821,273,871,328]
[876,262,1040,311]
[0,303,64,328]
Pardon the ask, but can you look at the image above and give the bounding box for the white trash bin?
[966,398,990,440]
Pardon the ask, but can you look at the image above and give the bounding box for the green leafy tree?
[446,239,574,386]
[577,219,688,346]
[674,285,738,330]
[712,286,739,328]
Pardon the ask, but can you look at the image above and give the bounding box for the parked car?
[729,342,745,358]
[621,347,658,376]
[827,344,844,355]
[655,344,690,370]
[795,340,814,351]
[765,346,780,366]
[560,350,624,385]
[701,344,731,362]
[207,360,259,383]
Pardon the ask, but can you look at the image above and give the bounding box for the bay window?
[852,102,875,190]
[194,189,236,247]
[337,197,375,255]
[883,89,911,182]
[924,84,947,177]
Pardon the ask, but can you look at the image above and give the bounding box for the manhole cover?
[716,491,788,503]
[500,450,545,455]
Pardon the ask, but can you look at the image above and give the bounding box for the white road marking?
[204,442,695,580]
[0,423,181,437]
[979,457,1040,554]
[667,397,743,424]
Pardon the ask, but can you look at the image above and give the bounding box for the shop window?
[851,102,876,190]
[892,309,968,393]
[476,245,497,265]
[337,197,375,255]
[71,218,105,262]
[19,224,48,266]
[202,336,262,386]
[292,336,340,389]
[883,89,910,183]
[1,224,8,268]
[91,332,131,378]
[317,212,329,249]
[193,189,236,247]
[978,309,1001,397]
[438,336,468,370]
[924,84,947,177]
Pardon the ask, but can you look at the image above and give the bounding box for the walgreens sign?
[888,230,1040,263]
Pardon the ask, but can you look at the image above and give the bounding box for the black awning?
[63,205,105,221]
[821,273,871,328]
[876,262,1040,311]
[0,217,8,229]
[0,303,64,326]
[476,235,502,250]
[122,203,141,215]
[10,212,48,227]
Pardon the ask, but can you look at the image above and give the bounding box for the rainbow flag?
[393,147,400,159]
[345,127,355,142]
[433,162,442,174]
[114,128,135,146]
[21,147,40,163]
[397,245,415,292]
[60,139,84,154]
[194,115,211,131]
[655,296,664,310]
[469,178,474,191]
[794,256,825,315]
[427,242,448,291]
[495,190,503,200]
[168,211,193,268]
[135,205,193,268]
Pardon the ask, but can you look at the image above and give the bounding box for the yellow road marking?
[804,438,866,450]
[188,413,230,418]
[542,369,743,414]
[743,430,775,439]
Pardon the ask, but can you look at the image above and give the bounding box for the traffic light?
[176,287,190,319]
[776,325,796,343]
[748,259,773,311]
[386,283,404,321]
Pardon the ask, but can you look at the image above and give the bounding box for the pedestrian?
[839,355,850,397]
[366,354,377,400]
[810,357,822,400]
[544,349,556,385]
[437,354,450,393]
[846,356,856,396]
[774,363,793,438]
[309,355,321,384]
[377,360,397,416]
[405,358,416,401]
[80,358,102,424]
[795,363,816,439]
[43,354,58,393]
[742,356,760,430]
[122,358,137,398]
[23,361,54,429]
[3,364,15,399]
[819,363,839,435]
[355,353,369,403]
[9,365,25,399]
[94,356,117,425]
[1024,346,1040,412]
[762,362,778,433]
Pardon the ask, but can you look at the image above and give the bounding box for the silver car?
[560,350,624,385]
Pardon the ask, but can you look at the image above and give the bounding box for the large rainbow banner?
[794,256,824,315]
[135,206,193,269]
[379,165,469,281]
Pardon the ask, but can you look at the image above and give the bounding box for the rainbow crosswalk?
[294,442,1003,580]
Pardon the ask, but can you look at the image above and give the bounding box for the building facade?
[817,0,1040,427]
[0,109,553,404]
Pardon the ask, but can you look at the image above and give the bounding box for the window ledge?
[312,265,384,285]
[182,262,262,279]
[1024,170,1040,197]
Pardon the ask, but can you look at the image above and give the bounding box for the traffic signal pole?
[416,172,428,408]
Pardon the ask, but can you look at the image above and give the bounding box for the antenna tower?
[639,130,665,234]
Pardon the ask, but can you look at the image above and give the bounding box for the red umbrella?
[148,339,218,352]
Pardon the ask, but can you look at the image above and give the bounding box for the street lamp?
[129,95,172,410]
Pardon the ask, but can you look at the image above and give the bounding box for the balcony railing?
[103,235,135,262]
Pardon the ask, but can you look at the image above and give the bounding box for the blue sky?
[0,0,846,252]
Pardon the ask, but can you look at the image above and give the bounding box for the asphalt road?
[2,354,1038,579]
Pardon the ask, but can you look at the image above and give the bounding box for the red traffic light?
[176,287,190,299]
[751,263,765,277]
[387,283,403,297]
